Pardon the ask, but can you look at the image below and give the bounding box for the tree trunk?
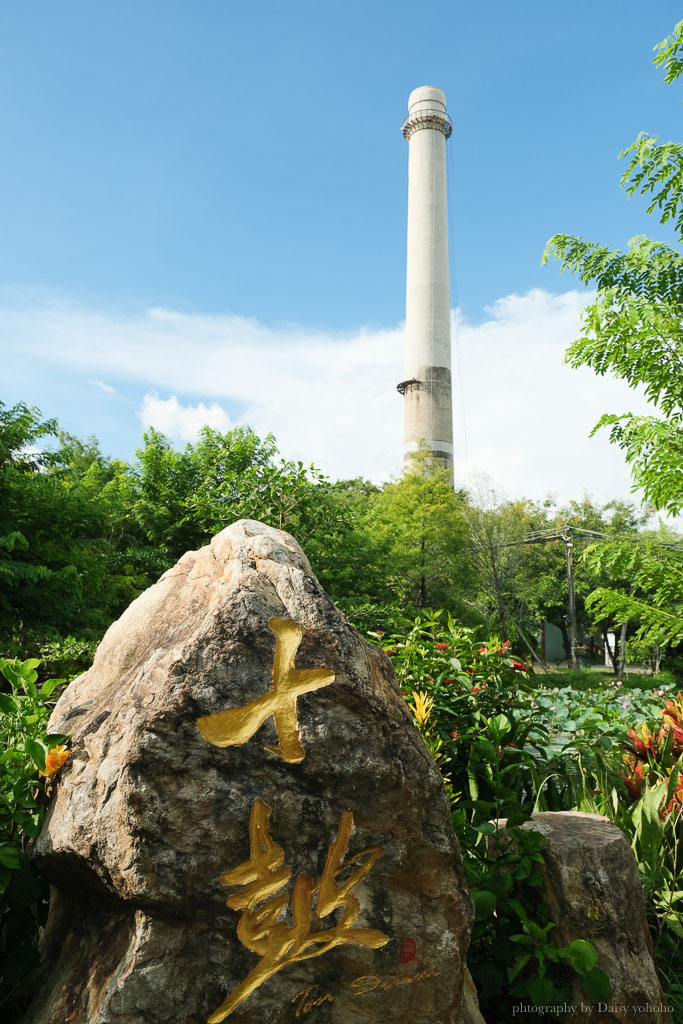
[490,554,509,642]
[419,537,426,608]
[654,644,663,677]
[602,626,618,674]
[617,619,629,678]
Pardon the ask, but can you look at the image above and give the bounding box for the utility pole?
[561,525,580,671]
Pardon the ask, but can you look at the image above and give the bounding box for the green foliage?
[375,611,683,1017]
[543,22,683,673]
[36,636,98,681]
[582,535,683,650]
[369,455,471,614]
[543,21,683,517]
[371,613,611,1020]
[0,658,67,1022]
[0,402,147,655]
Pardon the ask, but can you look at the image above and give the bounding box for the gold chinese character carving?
[197,617,335,763]
[207,798,388,1023]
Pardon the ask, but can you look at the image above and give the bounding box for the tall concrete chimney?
[398,85,454,485]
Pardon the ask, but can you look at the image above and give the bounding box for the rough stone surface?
[519,812,671,1023]
[458,967,485,1024]
[28,520,473,1024]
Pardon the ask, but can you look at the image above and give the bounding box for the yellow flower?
[39,744,69,778]
[411,690,433,727]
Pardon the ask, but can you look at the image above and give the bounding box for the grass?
[542,666,677,692]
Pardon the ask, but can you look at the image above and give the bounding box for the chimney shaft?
[400,85,454,484]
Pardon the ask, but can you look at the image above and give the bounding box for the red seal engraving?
[399,937,417,966]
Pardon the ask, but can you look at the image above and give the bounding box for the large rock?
[518,812,671,1023]
[28,520,473,1024]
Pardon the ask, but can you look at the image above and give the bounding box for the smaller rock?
[502,812,671,1023]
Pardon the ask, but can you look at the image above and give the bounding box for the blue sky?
[2,1,682,502]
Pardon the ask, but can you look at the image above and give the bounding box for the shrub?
[0,658,68,1023]
[371,612,609,1020]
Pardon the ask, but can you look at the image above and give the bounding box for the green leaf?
[39,678,61,698]
[664,912,683,939]
[6,860,42,905]
[470,888,497,921]
[580,966,611,1002]
[25,738,46,772]
[474,822,496,835]
[567,938,598,975]
[13,780,38,808]
[507,952,532,982]
[0,843,20,868]
[528,974,561,1006]
[506,811,532,827]
[0,691,18,714]
[488,714,511,741]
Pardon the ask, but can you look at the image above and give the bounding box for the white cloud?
[454,288,651,503]
[94,379,116,394]
[0,287,656,504]
[140,394,232,441]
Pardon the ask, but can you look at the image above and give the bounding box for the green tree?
[581,526,683,661]
[369,455,471,615]
[126,425,353,567]
[543,20,683,652]
[0,403,140,656]
[463,482,538,644]
[543,20,683,515]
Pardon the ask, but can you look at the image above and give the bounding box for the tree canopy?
[543,20,683,516]
[542,21,683,654]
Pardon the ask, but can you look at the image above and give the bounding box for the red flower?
[662,695,683,755]
[500,640,511,653]
[434,643,449,651]
[659,716,683,757]
[627,723,656,760]
[512,661,529,672]
[465,668,472,675]
[444,678,454,684]
[450,730,459,740]
[471,682,487,693]
[620,761,646,801]
[663,776,683,817]
[477,647,487,654]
